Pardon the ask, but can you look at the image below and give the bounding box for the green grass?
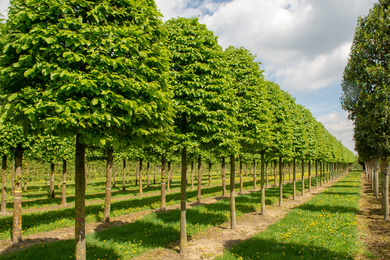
[216,171,366,260]
[0,170,331,259]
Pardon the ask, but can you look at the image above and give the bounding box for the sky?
[0,0,375,153]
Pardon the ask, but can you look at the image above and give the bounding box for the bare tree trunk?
[221,157,226,196]
[208,162,212,187]
[139,159,143,195]
[274,160,277,186]
[11,158,14,196]
[279,156,283,207]
[167,161,171,192]
[191,161,194,190]
[112,162,116,188]
[239,159,243,194]
[308,160,312,192]
[196,157,202,204]
[293,158,296,200]
[153,163,157,185]
[75,135,86,259]
[12,143,23,244]
[24,163,28,191]
[50,163,55,199]
[104,148,113,223]
[261,152,265,214]
[147,162,150,188]
[161,155,166,210]
[62,160,67,206]
[180,147,187,255]
[122,160,126,191]
[315,160,318,189]
[265,162,269,187]
[253,159,257,190]
[1,155,7,214]
[230,154,236,229]
[380,157,389,220]
[135,161,138,186]
[301,160,304,196]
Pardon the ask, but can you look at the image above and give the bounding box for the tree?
[0,1,173,258]
[165,17,237,254]
[341,0,390,219]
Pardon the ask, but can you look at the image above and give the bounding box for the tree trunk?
[293,158,296,200]
[11,158,14,196]
[112,162,116,188]
[261,152,265,214]
[122,160,126,191]
[315,160,318,189]
[279,156,283,207]
[75,135,86,260]
[84,162,87,189]
[167,161,171,192]
[147,162,150,188]
[135,161,138,186]
[221,157,226,196]
[62,160,67,206]
[161,155,166,210]
[1,155,7,214]
[197,157,202,204]
[265,162,269,187]
[308,160,312,192]
[274,160,277,186]
[380,157,389,220]
[208,162,212,187]
[253,159,257,190]
[24,163,28,191]
[139,159,143,195]
[190,161,194,190]
[230,154,236,229]
[180,147,187,255]
[239,159,243,194]
[319,161,323,187]
[12,143,23,243]
[153,163,157,184]
[104,147,113,223]
[50,162,55,199]
[301,160,304,196]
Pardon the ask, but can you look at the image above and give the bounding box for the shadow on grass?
[221,237,354,260]
[0,238,121,260]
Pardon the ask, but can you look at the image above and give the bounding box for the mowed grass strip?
[216,171,365,260]
[0,174,319,259]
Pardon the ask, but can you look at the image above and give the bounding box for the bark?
[190,161,194,190]
[308,160,312,192]
[265,162,269,187]
[293,158,296,200]
[230,154,236,229]
[1,155,7,214]
[319,161,323,187]
[239,159,243,194]
[12,143,23,243]
[122,160,126,191]
[221,157,226,196]
[315,160,318,189]
[112,162,116,188]
[161,155,166,210]
[208,162,212,187]
[274,160,277,186]
[62,160,67,206]
[135,161,138,186]
[253,159,257,190]
[139,159,143,195]
[153,163,157,184]
[301,160,304,196]
[147,162,150,188]
[279,156,283,207]
[167,161,171,192]
[24,163,28,191]
[180,147,187,255]
[11,158,14,196]
[104,148,113,223]
[196,157,202,204]
[50,163,55,199]
[380,157,389,220]
[75,135,86,260]
[261,152,265,214]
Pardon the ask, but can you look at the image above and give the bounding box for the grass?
[0,170,331,259]
[216,171,366,260]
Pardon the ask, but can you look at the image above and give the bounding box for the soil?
[357,173,390,260]
[2,172,387,260]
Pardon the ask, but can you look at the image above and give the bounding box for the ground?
[1,172,389,259]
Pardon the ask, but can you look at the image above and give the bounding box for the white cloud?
[318,111,355,152]
[199,0,372,92]
[0,0,10,20]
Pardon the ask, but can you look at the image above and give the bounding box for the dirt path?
[357,173,390,260]
[0,175,345,258]
[134,176,345,260]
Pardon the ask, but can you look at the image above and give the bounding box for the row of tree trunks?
[367,158,389,220]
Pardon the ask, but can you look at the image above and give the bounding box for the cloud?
[199,0,372,92]
[0,0,10,20]
[318,111,355,152]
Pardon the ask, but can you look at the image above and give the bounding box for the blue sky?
[0,0,374,152]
